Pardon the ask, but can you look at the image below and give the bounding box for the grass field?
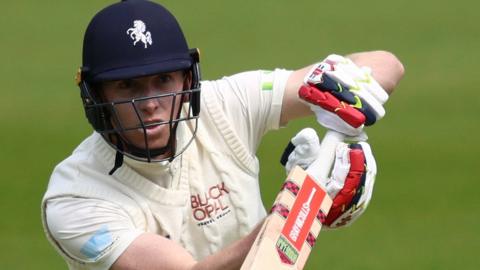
[1,0,478,269]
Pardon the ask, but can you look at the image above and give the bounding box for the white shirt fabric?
[42,69,292,270]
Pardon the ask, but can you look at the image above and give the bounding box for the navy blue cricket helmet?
[76,0,201,172]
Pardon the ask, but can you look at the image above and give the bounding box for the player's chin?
[147,136,170,149]
[142,126,171,148]
[122,126,169,147]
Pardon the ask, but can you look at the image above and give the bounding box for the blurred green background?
[1,0,478,269]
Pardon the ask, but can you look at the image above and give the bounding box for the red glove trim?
[324,149,366,225]
[299,85,365,128]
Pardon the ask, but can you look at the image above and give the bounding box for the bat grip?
[307,130,345,185]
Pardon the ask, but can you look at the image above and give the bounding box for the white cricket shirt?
[42,69,292,269]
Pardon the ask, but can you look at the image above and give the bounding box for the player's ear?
[182,70,193,103]
[183,70,193,90]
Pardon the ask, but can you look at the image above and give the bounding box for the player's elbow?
[383,50,405,77]
[375,50,405,91]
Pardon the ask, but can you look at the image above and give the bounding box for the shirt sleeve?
[203,69,292,153]
[45,197,143,270]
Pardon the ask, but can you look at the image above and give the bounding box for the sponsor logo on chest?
[190,182,231,226]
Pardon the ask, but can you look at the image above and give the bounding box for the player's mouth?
[143,119,166,136]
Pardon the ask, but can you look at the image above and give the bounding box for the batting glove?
[299,54,389,136]
[280,128,377,229]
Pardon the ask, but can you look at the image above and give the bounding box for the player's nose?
[138,95,160,115]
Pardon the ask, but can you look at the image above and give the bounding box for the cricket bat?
[241,130,344,270]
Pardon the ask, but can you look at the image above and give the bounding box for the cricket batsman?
[41,1,404,269]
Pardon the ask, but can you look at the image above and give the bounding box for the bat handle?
[307,130,345,185]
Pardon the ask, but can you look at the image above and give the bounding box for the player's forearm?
[190,221,262,270]
[111,222,262,270]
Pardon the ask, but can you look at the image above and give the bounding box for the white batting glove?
[299,54,389,137]
[280,128,377,229]
[281,128,321,172]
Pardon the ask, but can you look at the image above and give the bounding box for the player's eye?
[157,74,173,84]
[117,79,134,89]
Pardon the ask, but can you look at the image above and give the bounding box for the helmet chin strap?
[109,137,125,175]
[108,135,175,175]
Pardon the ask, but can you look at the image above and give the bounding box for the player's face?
[101,71,191,156]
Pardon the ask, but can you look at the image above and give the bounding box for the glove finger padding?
[324,142,376,228]
[280,128,320,173]
[323,143,352,198]
[300,54,388,134]
[299,85,366,128]
[335,61,389,104]
[313,72,379,126]
[325,70,384,125]
[319,55,389,106]
[322,56,387,121]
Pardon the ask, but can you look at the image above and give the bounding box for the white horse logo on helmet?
[126,20,153,48]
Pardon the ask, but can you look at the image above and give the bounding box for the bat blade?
[241,166,333,270]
